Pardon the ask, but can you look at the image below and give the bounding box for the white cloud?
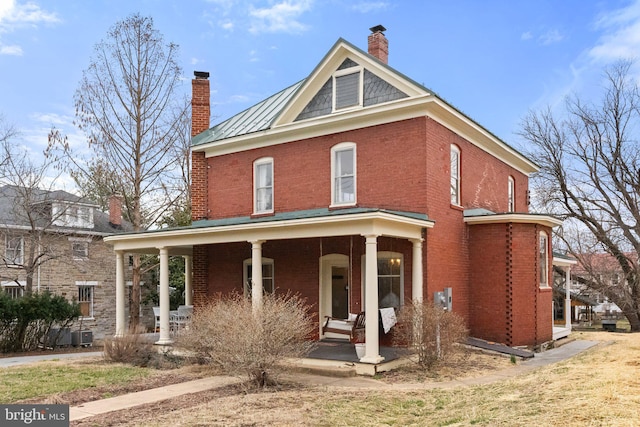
[0,43,20,54]
[350,1,389,13]
[249,0,313,34]
[0,0,59,56]
[589,0,640,63]
[539,29,563,45]
[221,20,234,30]
[521,31,532,41]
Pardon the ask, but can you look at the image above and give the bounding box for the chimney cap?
[194,71,210,79]
[369,25,386,34]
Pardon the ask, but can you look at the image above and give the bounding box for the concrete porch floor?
[146,333,411,376]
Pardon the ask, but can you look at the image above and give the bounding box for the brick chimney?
[192,71,210,136]
[191,71,210,221]
[108,194,123,228]
[368,25,388,64]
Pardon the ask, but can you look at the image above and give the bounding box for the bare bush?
[103,327,157,367]
[393,301,468,369]
[177,292,316,387]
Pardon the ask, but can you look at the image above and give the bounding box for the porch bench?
[322,312,365,342]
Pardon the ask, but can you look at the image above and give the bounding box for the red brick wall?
[468,223,509,342]
[206,118,428,219]
[191,110,539,344]
[469,221,554,346]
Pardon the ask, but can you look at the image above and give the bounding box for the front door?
[331,266,349,319]
[320,254,350,335]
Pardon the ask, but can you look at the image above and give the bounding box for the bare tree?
[47,14,189,329]
[520,60,640,331]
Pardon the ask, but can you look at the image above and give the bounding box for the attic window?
[333,67,363,111]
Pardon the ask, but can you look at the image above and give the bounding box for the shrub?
[177,292,316,387]
[393,301,468,369]
[0,291,81,353]
[103,326,157,367]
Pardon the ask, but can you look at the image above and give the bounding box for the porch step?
[292,363,357,378]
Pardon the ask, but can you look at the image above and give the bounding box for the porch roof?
[104,207,433,255]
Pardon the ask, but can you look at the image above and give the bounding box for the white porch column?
[410,238,424,303]
[156,247,173,345]
[184,255,193,306]
[251,240,265,314]
[361,234,384,364]
[565,266,572,330]
[115,251,126,337]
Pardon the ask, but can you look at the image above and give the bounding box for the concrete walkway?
[2,340,601,422]
[0,351,103,368]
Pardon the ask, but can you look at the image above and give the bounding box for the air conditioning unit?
[45,328,71,347]
[71,330,93,347]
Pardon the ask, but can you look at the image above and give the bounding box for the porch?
[144,333,408,376]
[105,208,435,366]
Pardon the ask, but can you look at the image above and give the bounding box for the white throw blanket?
[379,307,397,333]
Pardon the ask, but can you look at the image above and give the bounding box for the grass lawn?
[0,358,152,403]
[3,331,640,426]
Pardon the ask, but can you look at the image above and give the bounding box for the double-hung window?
[5,235,23,265]
[77,281,97,318]
[378,253,403,309]
[539,232,549,287]
[508,176,515,212]
[450,145,460,205]
[243,258,275,297]
[331,143,356,206]
[254,158,273,214]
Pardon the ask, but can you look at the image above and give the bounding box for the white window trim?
[76,281,98,320]
[253,157,274,215]
[5,235,24,266]
[243,257,275,297]
[450,145,461,206]
[330,142,357,207]
[71,240,90,260]
[332,66,364,112]
[508,176,515,212]
[1,280,25,299]
[539,232,549,288]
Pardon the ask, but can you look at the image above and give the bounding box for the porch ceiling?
[104,208,434,255]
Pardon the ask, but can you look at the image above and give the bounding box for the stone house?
[106,27,567,360]
[0,185,130,341]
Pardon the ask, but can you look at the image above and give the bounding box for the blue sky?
[1,0,639,161]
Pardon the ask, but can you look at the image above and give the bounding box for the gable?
[295,58,409,122]
[192,38,539,176]
[275,39,426,126]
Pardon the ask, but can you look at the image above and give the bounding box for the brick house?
[0,186,130,342]
[106,27,566,360]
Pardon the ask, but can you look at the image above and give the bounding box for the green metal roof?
[190,207,430,229]
[192,80,304,146]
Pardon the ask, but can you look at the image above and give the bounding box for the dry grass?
[75,331,640,426]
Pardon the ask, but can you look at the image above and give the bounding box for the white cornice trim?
[464,213,562,228]
[193,95,537,175]
[105,211,434,254]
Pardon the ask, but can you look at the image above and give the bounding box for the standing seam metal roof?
[192,80,304,146]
